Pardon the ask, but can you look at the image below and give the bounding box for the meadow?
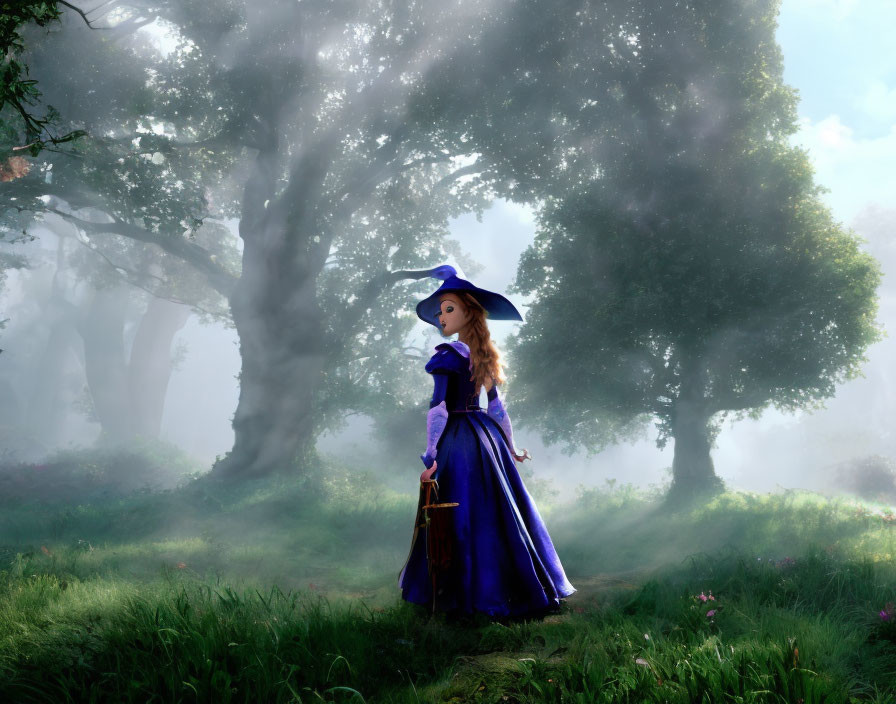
[0,445,894,702]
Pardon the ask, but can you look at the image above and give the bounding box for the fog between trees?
[1,0,892,505]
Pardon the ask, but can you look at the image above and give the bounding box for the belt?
[449,407,483,413]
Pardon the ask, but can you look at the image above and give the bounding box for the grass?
[0,451,895,702]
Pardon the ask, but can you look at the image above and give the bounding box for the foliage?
[0,1,88,160]
[0,437,203,506]
[2,7,243,297]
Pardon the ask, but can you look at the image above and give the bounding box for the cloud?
[792,114,896,222]
[859,79,896,124]
[786,0,859,20]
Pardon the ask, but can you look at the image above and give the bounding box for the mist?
[1,1,891,497]
[1,1,895,700]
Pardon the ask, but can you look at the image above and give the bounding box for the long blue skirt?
[398,410,575,617]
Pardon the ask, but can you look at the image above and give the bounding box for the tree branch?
[48,208,239,297]
[335,268,440,344]
[72,235,224,317]
[434,161,482,189]
[57,1,115,29]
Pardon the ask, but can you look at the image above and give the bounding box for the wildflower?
[176,562,187,569]
[706,609,716,618]
[696,591,715,602]
[879,602,895,621]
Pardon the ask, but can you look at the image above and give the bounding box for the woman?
[398,265,575,618]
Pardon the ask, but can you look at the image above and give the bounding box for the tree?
[507,0,882,502]
[6,0,503,478]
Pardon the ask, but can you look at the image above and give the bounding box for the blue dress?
[398,342,575,617]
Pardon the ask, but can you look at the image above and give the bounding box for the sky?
[151,0,896,497]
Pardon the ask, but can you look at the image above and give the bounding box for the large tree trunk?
[128,297,191,438]
[666,368,726,505]
[212,215,329,479]
[208,117,343,480]
[670,408,718,487]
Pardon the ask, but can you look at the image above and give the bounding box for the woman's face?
[436,295,471,337]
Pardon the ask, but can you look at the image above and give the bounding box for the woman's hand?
[420,461,437,482]
[512,449,532,463]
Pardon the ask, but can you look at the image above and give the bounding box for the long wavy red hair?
[456,292,506,391]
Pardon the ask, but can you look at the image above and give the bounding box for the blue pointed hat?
[415,265,523,328]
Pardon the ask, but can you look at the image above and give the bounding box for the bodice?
[425,342,482,412]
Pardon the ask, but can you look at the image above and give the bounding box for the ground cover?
[0,450,894,702]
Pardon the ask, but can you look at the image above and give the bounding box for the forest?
[1,0,894,701]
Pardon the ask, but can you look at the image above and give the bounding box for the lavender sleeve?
[487,384,518,454]
[421,374,449,469]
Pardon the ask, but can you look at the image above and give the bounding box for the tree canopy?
[506,0,882,498]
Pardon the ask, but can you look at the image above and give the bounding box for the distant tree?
[62,218,232,443]
[506,0,882,502]
[834,455,896,504]
[1,7,239,446]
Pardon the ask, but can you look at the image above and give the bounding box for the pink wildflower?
[706,609,716,618]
